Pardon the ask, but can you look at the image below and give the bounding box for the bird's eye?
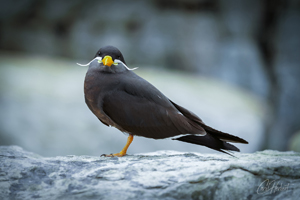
[98,51,101,55]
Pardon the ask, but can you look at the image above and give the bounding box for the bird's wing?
[102,72,206,139]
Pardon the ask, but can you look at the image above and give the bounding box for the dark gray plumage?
[83,46,248,156]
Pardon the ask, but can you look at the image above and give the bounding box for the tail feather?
[202,124,248,144]
[170,100,248,144]
[169,99,248,156]
[174,134,240,156]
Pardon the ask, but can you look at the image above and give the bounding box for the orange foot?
[101,152,126,157]
[100,135,133,158]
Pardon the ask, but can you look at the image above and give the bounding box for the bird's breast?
[84,71,123,128]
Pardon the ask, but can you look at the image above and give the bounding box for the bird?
[78,45,248,157]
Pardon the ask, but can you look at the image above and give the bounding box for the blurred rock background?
[0,0,299,156]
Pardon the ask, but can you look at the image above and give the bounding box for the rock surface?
[1,146,299,200]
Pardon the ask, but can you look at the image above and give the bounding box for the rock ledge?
[0,146,299,200]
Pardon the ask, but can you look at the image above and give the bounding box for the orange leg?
[102,135,134,157]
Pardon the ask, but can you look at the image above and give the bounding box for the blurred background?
[0,0,299,156]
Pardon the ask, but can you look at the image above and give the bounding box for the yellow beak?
[102,55,114,67]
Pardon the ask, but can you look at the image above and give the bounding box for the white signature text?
[257,179,290,194]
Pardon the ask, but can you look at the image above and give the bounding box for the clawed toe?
[100,153,114,157]
[100,153,127,157]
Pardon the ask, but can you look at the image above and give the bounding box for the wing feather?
[102,72,205,139]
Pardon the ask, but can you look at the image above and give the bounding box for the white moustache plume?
[77,57,138,71]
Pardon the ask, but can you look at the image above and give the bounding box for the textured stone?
[1,146,299,200]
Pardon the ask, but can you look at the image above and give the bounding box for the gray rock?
[1,146,299,200]
[267,4,300,151]
[289,130,300,152]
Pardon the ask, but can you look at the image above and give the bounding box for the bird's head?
[95,45,126,67]
[77,45,137,72]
